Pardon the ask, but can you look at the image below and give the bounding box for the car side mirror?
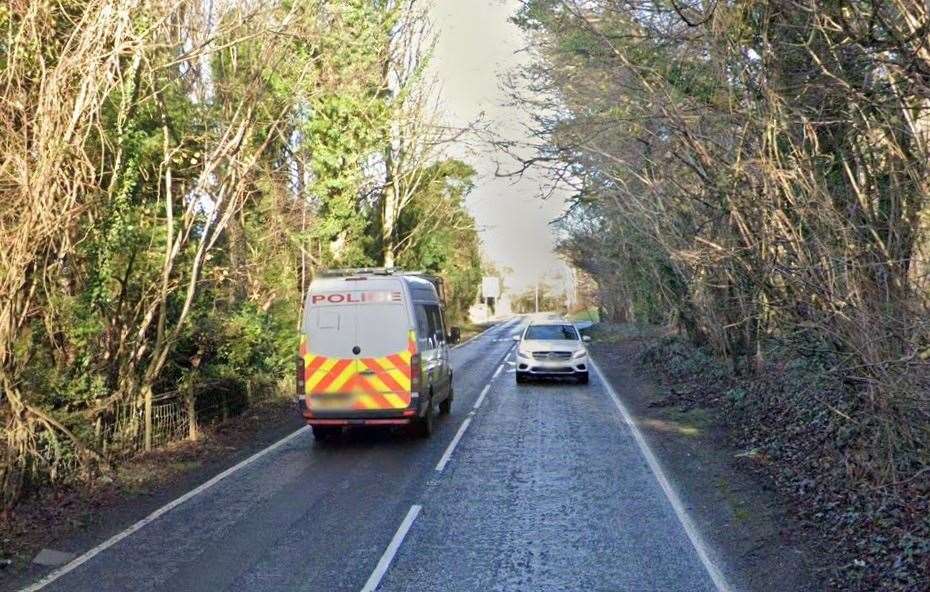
[448,326,461,344]
[512,335,520,341]
[582,335,592,343]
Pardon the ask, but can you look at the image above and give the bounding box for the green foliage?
[394,160,482,322]
[179,302,292,383]
[296,0,396,267]
[0,0,485,511]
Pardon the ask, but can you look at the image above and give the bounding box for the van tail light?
[296,355,305,396]
[410,353,421,397]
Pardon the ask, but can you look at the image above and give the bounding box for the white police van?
[297,269,459,441]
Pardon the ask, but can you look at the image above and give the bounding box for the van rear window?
[355,304,410,357]
[317,311,340,329]
[304,306,357,358]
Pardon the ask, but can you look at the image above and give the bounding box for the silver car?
[513,320,591,384]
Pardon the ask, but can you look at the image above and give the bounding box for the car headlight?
[517,350,530,359]
[572,349,587,359]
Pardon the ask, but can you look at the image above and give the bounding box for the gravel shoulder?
[589,336,828,592]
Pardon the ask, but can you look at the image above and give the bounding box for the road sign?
[482,276,501,299]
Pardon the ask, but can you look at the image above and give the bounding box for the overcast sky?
[428,0,570,294]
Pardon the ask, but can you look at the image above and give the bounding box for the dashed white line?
[437,344,515,474]
[434,414,474,472]
[360,504,422,592]
[473,384,491,409]
[589,358,733,592]
[24,319,523,592]
[20,426,311,592]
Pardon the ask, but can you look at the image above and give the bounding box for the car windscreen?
[524,324,579,341]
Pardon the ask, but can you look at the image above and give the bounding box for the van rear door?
[301,280,414,412]
[355,301,414,409]
[302,302,359,410]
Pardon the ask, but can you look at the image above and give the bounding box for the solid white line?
[451,318,510,350]
[20,426,310,592]
[360,504,421,592]
[492,364,503,378]
[473,384,491,409]
[589,359,733,592]
[434,415,474,472]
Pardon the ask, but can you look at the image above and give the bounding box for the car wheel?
[312,426,340,442]
[577,372,589,385]
[439,385,453,415]
[411,396,434,438]
[516,372,527,384]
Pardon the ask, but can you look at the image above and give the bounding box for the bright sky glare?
[429,0,570,293]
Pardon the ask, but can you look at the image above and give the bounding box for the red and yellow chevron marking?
[299,332,417,411]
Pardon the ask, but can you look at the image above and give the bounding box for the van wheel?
[439,386,453,415]
[312,426,340,442]
[411,397,434,438]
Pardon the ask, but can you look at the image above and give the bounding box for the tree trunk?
[186,374,198,442]
[382,148,398,268]
[143,385,153,452]
[227,212,248,305]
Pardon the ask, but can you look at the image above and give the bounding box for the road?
[22,319,723,592]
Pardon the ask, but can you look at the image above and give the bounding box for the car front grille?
[529,366,574,374]
[532,351,573,361]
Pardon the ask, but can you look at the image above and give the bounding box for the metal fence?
[97,378,276,454]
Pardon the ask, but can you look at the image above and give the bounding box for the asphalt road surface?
[22,318,723,592]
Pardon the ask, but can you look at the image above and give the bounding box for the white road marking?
[434,414,474,472]
[473,384,491,409]
[23,319,523,592]
[451,317,518,350]
[451,323,498,350]
[589,359,733,592]
[20,426,311,592]
[360,504,422,592]
[437,342,517,472]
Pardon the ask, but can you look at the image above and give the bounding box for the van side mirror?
[448,326,461,344]
[582,335,592,342]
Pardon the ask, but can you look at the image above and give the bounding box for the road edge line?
[451,320,500,350]
[19,426,310,592]
[451,316,521,351]
[589,358,734,592]
[360,504,422,592]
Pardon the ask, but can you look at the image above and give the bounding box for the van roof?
[318,267,434,279]
[307,272,441,304]
[313,268,444,302]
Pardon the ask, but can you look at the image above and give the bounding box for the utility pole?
[535,282,539,313]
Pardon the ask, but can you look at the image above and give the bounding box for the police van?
[297,269,460,441]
